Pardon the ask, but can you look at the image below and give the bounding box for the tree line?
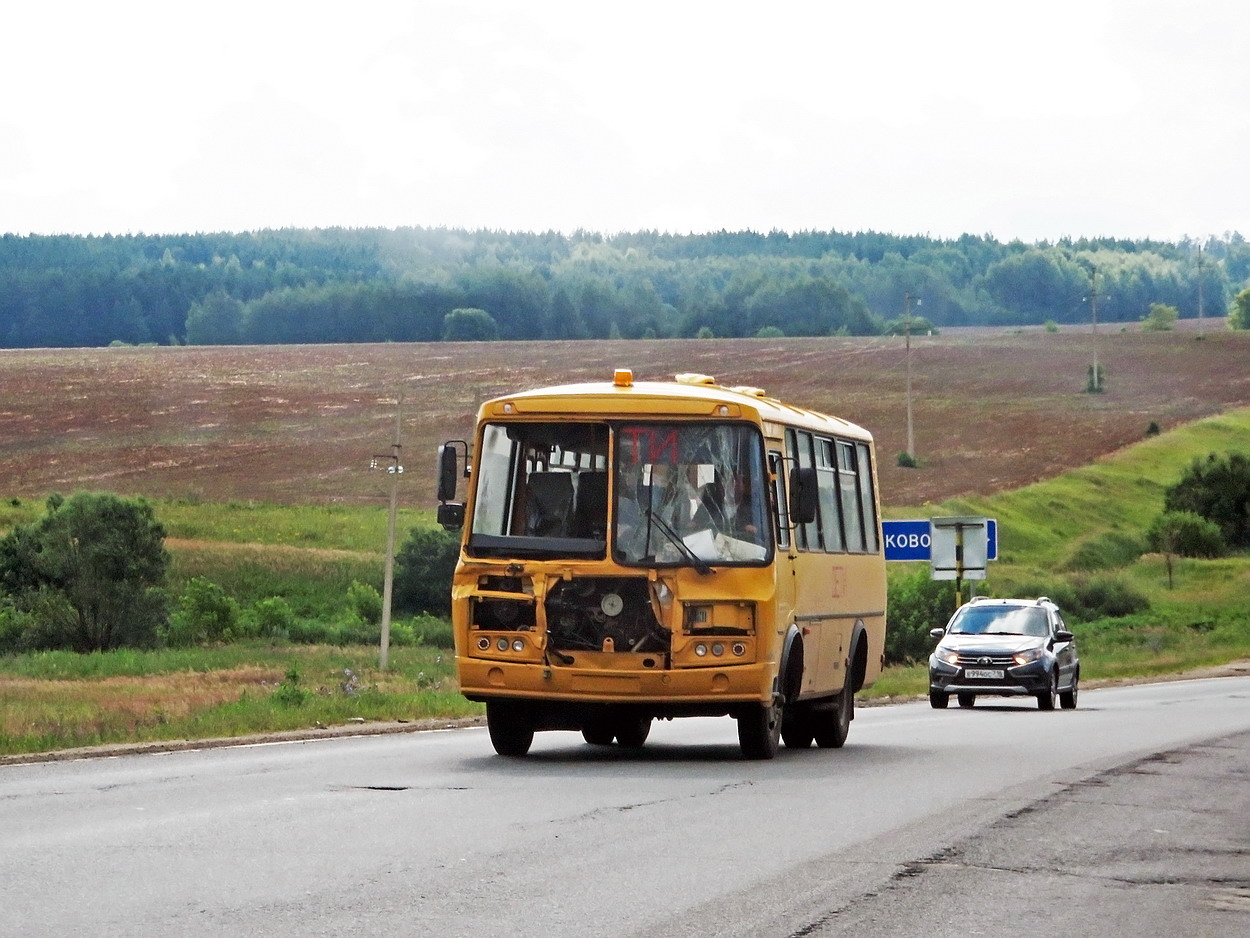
[2,227,1248,348]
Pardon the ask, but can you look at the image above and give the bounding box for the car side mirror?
[929,627,945,639]
[1054,629,1074,643]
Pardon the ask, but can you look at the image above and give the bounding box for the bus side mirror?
[437,442,464,502]
[788,466,817,526]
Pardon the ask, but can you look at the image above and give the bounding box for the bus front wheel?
[614,715,652,748]
[486,700,534,757]
[738,699,782,760]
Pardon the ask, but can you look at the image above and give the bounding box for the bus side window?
[817,436,844,552]
[837,441,866,552]
[856,441,879,551]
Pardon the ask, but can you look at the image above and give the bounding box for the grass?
[0,643,480,758]
[5,407,1250,757]
[157,498,433,554]
[878,408,1250,696]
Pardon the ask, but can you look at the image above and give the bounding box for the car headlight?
[940,649,960,666]
[1012,647,1045,665]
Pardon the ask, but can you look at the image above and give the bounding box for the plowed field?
[2,324,1247,511]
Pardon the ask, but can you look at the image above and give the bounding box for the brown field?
[2,323,1248,511]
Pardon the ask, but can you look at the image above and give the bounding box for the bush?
[347,580,383,624]
[1165,452,1250,549]
[0,492,170,651]
[394,527,460,617]
[251,596,295,639]
[1062,530,1144,572]
[885,568,959,665]
[1013,575,1149,623]
[165,577,241,646]
[1147,511,1226,559]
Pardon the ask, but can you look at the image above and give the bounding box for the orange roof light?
[613,368,634,387]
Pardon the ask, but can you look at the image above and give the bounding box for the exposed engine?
[545,577,669,654]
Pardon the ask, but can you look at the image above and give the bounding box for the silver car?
[928,596,1079,710]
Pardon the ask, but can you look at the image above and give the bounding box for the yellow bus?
[436,369,887,759]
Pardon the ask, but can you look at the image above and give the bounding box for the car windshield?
[948,605,1050,637]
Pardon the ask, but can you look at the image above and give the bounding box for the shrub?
[394,526,460,617]
[1146,511,1225,559]
[1085,363,1105,393]
[1164,452,1250,548]
[347,580,383,624]
[1062,530,1144,572]
[252,596,295,639]
[885,568,959,665]
[165,577,241,646]
[1013,575,1149,623]
[271,667,310,707]
[0,492,170,651]
[897,451,919,469]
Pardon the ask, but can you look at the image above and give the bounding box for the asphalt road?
[4,677,1249,938]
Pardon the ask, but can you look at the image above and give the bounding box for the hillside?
[1,327,1248,512]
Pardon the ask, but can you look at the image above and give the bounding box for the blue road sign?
[882,518,997,562]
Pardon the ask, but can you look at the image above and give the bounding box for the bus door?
[769,448,800,684]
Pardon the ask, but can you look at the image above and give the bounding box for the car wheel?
[1060,669,1079,710]
[929,691,949,709]
[486,700,535,756]
[814,685,853,749]
[1036,670,1058,711]
[957,693,976,708]
[738,698,782,760]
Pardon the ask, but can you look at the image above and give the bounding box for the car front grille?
[954,654,1015,666]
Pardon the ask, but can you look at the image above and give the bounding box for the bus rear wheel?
[815,686,853,749]
[486,700,534,757]
[781,708,815,749]
[738,699,782,760]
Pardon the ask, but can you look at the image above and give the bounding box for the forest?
[1,227,1247,348]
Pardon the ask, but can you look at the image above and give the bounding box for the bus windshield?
[614,423,770,567]
[466,420,770,566]
[468,421,609,559]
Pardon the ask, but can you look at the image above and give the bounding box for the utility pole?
[370,393,404,670]
[903,291,920,459]
[1086,268,1102,392]
[1196,242,1205,338]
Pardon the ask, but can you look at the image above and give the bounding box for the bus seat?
[573,471,608,538]
[526,472,575,537]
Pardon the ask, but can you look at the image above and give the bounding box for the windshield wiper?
[643,509,713,575]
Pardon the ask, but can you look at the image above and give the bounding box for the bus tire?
[781,707,815,749]
[738,699,782,760]
[614,715,652,749]
[581,717,615,746]
[815,682,853,749]
[486,700,534,757]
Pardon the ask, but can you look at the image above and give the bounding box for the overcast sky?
[3,0,1247,242]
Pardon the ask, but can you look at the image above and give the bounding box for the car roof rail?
[1035,596,1052,605]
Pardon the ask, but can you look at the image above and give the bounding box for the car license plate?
[964,668,1004,680]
